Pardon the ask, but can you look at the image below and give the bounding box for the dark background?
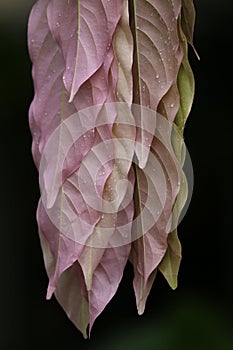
[1,1,232,349]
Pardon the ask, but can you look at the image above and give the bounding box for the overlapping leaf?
[130,129,181,313]
[181,0,199,58]
[78,1,135,329]
[28,0,128,334]
[158,2,196,290]
[129,0,183,168]
[175,20,195,134]
[28,0,196,338]
[38,226,89,338]
[47,0,124,102]
[129,0,184,313]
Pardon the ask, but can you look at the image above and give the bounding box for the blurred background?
[0,1,232,349]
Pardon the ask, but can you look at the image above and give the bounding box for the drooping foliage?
[28,0,196,337]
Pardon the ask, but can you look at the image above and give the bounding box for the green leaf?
[175,22,195,134]
[158,229,182,290]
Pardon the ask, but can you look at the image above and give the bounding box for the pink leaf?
[130,119,181,314]
[47,0,123,102]
[78,2,135,329]
[28,0,124,334]
[37,200,84,299]
[89,243,131,331]
[130,0,183,168]
[28,0,195,338]
[39,230,89,338]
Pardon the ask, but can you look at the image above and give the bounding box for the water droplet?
[156,73,159,79]
[31,39,35,43]
[101,214,105,219]
[170,103,174,108]
[56,22,61,28]
[142,85,146,92]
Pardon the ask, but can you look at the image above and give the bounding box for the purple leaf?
[28,0,126,334]
[37,200,84,299]
[39,229,89,338]
[130,0,183,168]
[87,168,135,330]
[130,122,181,314]
[78,2,135,328]
[28,0,196,338]
[89,243,131,331]
[47,0,124,102]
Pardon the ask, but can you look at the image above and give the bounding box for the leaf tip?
[137,298,146,316]
[191,44,200,61]
[170,279,178,290]
[46,285,55,300]
[68,94,74,103]
[165,274,178,290]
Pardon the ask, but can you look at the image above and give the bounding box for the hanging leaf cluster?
[28,0,196,337]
